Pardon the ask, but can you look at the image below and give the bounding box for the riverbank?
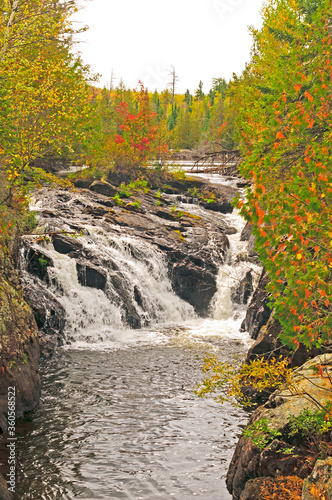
[1,165,330,499]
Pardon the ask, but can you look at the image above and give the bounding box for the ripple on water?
[15,329,249,500]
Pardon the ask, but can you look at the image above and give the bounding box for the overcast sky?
[72,0,265,94]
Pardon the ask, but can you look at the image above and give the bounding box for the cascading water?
[21,229,195,346]
[16,175,260,500]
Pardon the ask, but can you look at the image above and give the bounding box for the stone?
[73,177,93,189]
[76,262,107,290]
[240,223,253,242]
[170,262,217,315]
[26,249,53,281]
[227,354,332,500]
[52,234,82,254]
[232,271,253,305]
[302,458,332,500]
[89,180,118,197]
[241,269,272,339]
[201,200,233,213]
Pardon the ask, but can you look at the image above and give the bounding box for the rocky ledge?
[21,175,241,355]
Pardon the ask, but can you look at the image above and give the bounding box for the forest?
[1,0,330,350]
[1,0,332,498]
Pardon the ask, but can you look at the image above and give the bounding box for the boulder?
[89,180,118,197]
[52,234,83,255]
[76,262,107,290]
[201,200,233,213]
[26,249,53,281]
[240,223,253,242]
[232,271,253,305]
[73,178,93,189]
[302,458,332,500]
[171,262,217,315]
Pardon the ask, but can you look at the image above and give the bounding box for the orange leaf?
[305,91,313,102]
[276,131,285,140]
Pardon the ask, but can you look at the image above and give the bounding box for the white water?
[23,190,259,352]
[17,176,261,500]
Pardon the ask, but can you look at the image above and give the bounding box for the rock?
[26,249,53,281]
[76,262,107,290]
[52,234,83,255]
[240,477,266,499]
[171,262,217,315]
[0,474,13,500]
[240,223,253,242]
[227,354,332,500]
[302,458,332,499]
[89,180,118,197]
[201,200,233,213]
[241,269,272,339]
[0,246,40,434]
[232,271,253,305]
[155,209,178,221]
[73,178,93,189]
[23,283,66,356]
[246,314,287,362]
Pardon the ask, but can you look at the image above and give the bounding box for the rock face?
[241,269,272,339]
[232,271,253,306]
[0,242,40,433]
[226,354,332,500]
[20,178,236,348]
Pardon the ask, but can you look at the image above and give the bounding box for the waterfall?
[20,228,195,345]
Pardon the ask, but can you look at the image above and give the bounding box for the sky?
[72,0,266,94]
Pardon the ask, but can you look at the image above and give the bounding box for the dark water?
[14,329,248,500]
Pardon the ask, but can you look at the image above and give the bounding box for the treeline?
[0,0,235,181]
[89,77,236,153]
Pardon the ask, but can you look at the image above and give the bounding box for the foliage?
[242,417,282,450]
[0,0,94,197]
[232,0,332,348]
[288,407,331,437]
[195,354,292,407]
[99,82,168,169]
[259,476,303,500]
[118,183,132,198]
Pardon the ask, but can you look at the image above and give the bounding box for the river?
[15,173,258,499]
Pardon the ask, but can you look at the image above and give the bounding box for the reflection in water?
[16,330,249,499]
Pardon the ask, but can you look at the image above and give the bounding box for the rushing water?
[14,174,260,499]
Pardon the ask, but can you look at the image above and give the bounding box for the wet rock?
[232,271,253,305]
[241,269,272,339]
[171,262,217,315]
[0,474,13,499]
[246,314,286,362]
[76,261,107,290]
[0,246,40,434]
[302,458,332,499]
[52,234,83,255]
[155,209,178,221]
[26,249,53,281]
[240,223,253,242]
[201,200,233,213]
[89,180,118,197]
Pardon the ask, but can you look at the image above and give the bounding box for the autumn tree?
[233,0,332,348]
[0,0,93,194]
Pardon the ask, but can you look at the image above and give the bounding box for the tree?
[233,0,332,348]
[105,82,167,168]
[0,0,93,194]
